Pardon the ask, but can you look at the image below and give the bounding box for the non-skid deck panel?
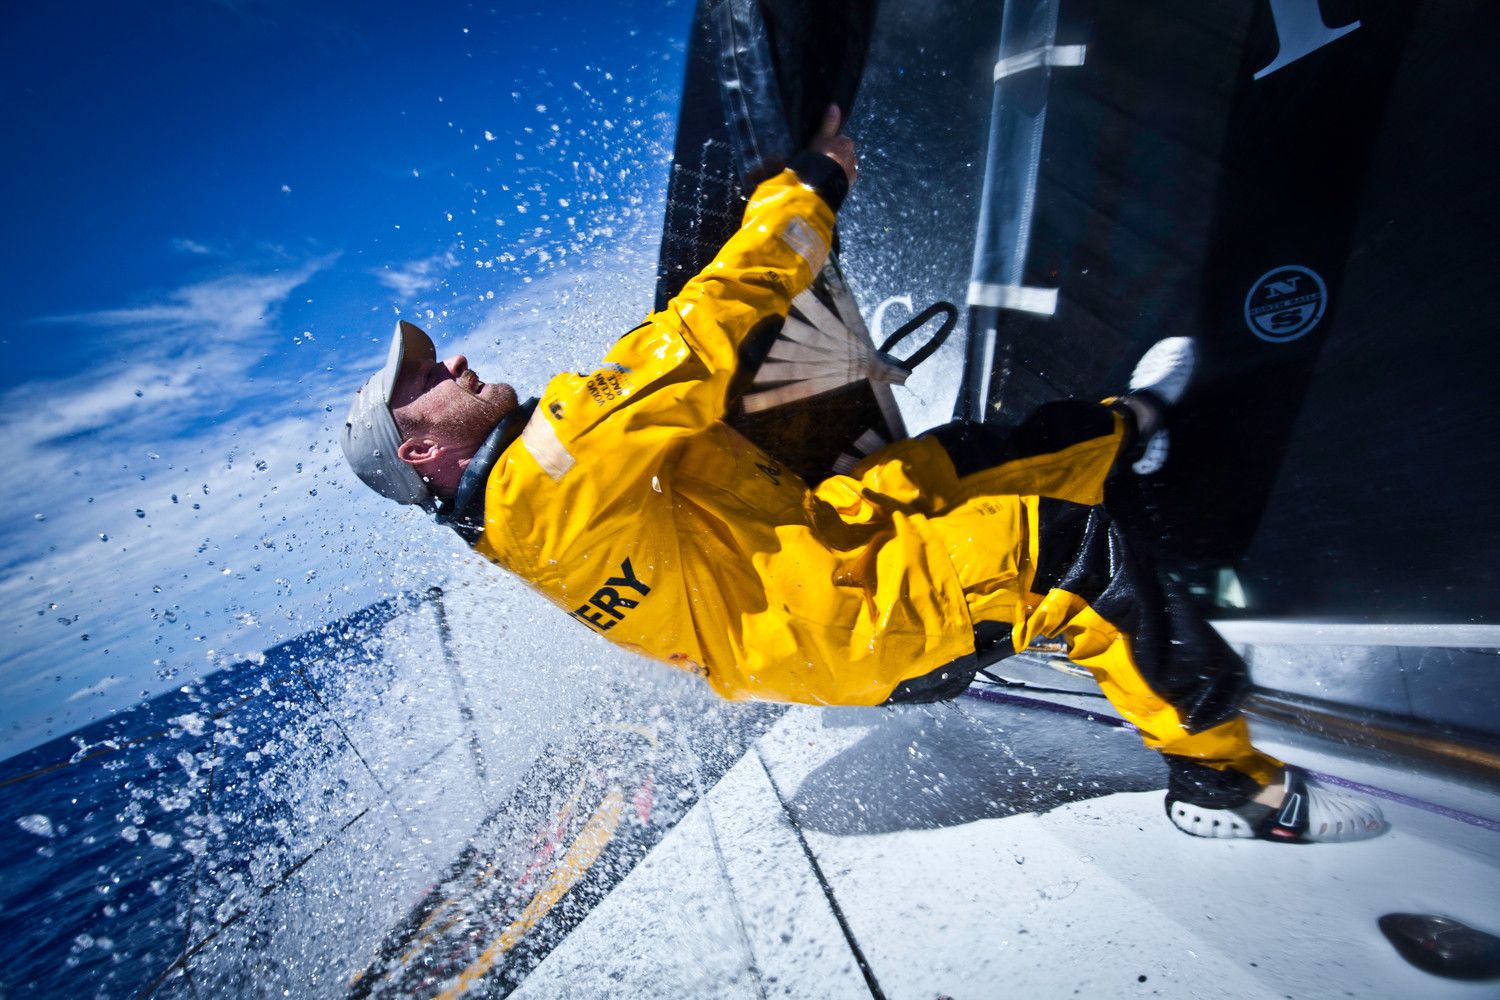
[516,697,1500,999]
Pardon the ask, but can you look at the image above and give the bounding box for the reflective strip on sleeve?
[778,216,829,274]
[522,410,576,481]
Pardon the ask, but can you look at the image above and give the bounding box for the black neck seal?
[434,397,538,545]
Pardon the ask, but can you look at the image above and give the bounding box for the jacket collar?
[434,397,538,545]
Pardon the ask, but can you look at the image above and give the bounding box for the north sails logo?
[1244,265,1328,343]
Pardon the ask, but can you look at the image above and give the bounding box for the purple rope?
[1306,770,1500,833]
[961,686,1500,834]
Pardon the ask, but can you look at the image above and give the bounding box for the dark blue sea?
[1,588,779,1000]
[0,597,413,999]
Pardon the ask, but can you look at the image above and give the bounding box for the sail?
[655,0,903,484]
[953,0,1499,622]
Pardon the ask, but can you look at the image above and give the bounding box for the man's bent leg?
[918,402,1281,791]
[1012,499,1283,793]
[922,400,1132,508]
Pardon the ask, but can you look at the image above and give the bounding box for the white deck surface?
[513,697,1500,1000]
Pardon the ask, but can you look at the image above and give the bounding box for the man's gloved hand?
[808,104,857,188]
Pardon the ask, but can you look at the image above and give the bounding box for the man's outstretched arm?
[663,105,855,386]
[532,109,857,448]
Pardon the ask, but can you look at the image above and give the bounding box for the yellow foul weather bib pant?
[890,399,1284,799]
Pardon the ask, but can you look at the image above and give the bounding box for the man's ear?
[396,438,446,468]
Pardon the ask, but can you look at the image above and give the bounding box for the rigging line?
[0,669,302,789]
[752,746,888,1000]
[292,667,391,798]
[173,720,218,998]
[1,597,416,788]
[675,727,768,1000]
[136,805,373,999]
[427,586,491,803]
[394,734,464,788]
[292,666,419,841]
[0,727,172,789]
[172,720,217,1000]
[0,657,348,790]
[2,596,415,788]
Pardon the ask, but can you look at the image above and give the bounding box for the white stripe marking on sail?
[993,44,1087,82]
[966,282,1059,315]
[755,299,909,389]
[819,268,875,340]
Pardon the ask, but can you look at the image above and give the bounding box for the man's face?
[390,353,518,450]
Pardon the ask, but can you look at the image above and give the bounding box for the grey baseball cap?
[341,320,438,509]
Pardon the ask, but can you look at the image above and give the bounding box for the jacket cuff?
[788,150,850,213]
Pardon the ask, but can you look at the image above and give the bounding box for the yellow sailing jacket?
[474,166,994,705]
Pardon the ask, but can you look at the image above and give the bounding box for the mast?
[956,0,1084,422]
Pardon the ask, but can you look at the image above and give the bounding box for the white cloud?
[0,255,395,757]
[170,238,218,256]
[374,251,459,300]
[0,392,462,756]
[8,259,335,455]
[40,261,331,340]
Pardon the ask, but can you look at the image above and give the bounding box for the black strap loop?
[878,300,958,372]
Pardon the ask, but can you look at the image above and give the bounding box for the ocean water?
[1,589,781,999]
[0,596,420,998]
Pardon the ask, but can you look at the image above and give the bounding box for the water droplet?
[17,815,55,838]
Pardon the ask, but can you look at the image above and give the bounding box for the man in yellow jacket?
[343,109,1381,844]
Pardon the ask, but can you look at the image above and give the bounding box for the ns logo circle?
[1243,265,1327,343]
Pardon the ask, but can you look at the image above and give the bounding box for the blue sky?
[0,0,694,755]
